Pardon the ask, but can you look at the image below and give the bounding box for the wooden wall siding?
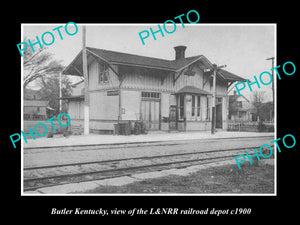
[89,91,119,120]
[68,101,83,119]
[88,60,120,91]
[119,63,227,95]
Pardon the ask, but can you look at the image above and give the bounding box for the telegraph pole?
[82,26,89,135]
[59,71,62,113]
[205,64,226,134]
[266,57,274,122]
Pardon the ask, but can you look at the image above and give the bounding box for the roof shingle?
[63,47,246,82]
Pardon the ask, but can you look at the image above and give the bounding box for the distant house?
[228,91,255,121]
[24,88,41,100]
[64,80,84,120]
[24,100,49,120]
[23,88,52,120]
[63,46,246,133]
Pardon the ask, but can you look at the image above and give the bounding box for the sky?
[22,23,276,102]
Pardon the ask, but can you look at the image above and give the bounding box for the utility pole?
[59,71,62,113]
[82,26,89,135]
[266,57,274,122]
[205,64,227,134]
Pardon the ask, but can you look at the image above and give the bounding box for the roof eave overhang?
[62,50,83,76]
[111,61,175,72]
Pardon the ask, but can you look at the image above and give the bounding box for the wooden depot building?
[62,46,246,133]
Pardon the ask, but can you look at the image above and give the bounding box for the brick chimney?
[174,45,187,60]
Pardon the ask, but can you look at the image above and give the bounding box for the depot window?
[141,92,160,99]
[98,63,108,83]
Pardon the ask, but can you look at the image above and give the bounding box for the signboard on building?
[107,90,119,96]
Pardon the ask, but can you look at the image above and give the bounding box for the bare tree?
[38,74,72,116]
[251,91,265,122]
[23,37,64,88]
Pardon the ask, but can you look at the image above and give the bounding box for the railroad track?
[23,146,263,192]
[23,136,273,154]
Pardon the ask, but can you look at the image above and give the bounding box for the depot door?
[169,105,177,130]
[141,100,160,130]
[216,104,222,129]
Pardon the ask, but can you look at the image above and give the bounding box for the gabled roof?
[63,47,246,82]
[176,86,212,95]
[24,100,48,107]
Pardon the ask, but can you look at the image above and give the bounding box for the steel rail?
[23,147,262,191]
[24,146,260,170]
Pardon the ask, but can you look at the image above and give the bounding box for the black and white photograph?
[6,5,298,222]
[20,23,276,195]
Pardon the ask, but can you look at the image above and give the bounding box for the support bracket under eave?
[71,64,84,76]
[173,69,185,86]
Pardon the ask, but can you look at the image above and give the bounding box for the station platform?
[23,131,275,149]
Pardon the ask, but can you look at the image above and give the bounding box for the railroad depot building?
[62,46,246,133]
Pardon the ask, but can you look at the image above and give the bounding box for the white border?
[21,24,24,194]
[21,23,277,196]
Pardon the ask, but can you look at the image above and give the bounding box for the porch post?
[82,26,90,135]
[211,66,216,134]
